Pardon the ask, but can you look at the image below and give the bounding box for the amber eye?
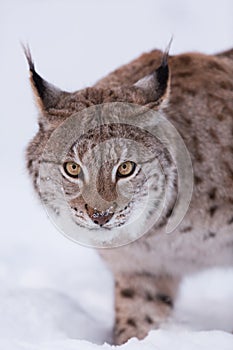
[64,162,81,178]
[117,161,136,178]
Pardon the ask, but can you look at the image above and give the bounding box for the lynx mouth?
[73,217,127,231]
[85,204,114,227]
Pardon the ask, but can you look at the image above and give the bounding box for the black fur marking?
[22,44,47,101]
[127,318,137,328]
[228,216,233,225]
[22,43,35,71]
[208,188,217,200]
[165,206,173,219]
[145,291,154,301]
[31,70,47,101]
[155,62,169,100]
[208,231,216,238]
[156,293,173,307]
[203,231,216,240]
[194,175,202,185]
[209,205,218,217]
[145,315,153,324]
[120,288,135,298]
[27,159,33,170]
[149,38,171,102]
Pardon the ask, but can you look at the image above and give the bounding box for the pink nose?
[85,204,114,226]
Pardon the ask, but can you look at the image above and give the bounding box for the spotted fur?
[25,46,233,345]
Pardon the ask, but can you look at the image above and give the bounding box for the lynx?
[24,45,233,345]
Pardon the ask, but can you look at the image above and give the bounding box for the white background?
[0,0,233,349]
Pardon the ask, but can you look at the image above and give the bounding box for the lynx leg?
[114,273,180,345]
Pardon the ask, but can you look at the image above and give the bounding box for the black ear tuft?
[152,37,173,102]
[22,44,65,111]
[161,36,173,67]
[154,61,169,102]
[22,44,48,103]
[22,43,35,71]
[134,38,172,106]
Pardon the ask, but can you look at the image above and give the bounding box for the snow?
[0,259,233,349]
[1,0,233,349]
[1,330,233,350]
[174,269,233,333]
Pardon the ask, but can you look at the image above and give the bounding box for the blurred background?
[0,0,232,346]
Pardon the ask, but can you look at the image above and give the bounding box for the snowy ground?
[1,0,233,349]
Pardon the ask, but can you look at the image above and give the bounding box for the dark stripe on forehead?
[70,123,173,167]
[66,147,76,159]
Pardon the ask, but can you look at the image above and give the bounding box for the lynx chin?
[24,45,233,345]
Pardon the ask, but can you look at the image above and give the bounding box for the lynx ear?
[23,45,66,111]
[134,49,170,107]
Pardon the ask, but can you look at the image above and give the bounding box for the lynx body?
[25,46,233,344]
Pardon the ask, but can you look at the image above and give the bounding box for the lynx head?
[25,46,179,247]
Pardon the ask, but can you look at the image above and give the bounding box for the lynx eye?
[64,162,81,178]
[117,161,136,178]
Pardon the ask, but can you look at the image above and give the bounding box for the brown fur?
[25,47,233,345]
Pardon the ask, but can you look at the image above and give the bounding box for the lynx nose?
[85,204,114,227]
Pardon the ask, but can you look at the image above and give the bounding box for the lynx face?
[24,46,183,245]
[60,123,171,231]
[37,102,179,247]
